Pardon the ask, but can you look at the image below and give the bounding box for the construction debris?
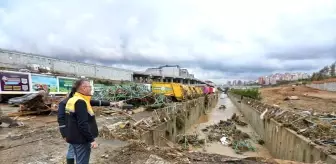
[201,119,254,154]
[7,88,62,116]
[230,113,248,126]
[92,83,172,109]
[175,114,256,155]
[99,121,144,141]
[0,116,24,128]
[177,133,206,150]
[218,105,226,110]
[99,105,177,141]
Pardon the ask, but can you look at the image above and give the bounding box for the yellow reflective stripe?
[65,93,94,116]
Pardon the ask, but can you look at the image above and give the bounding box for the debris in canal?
[257,139,265,145]
[201,119,256,154]
[177,133,205,150]
[218,105,226,110]
[230,113,248,126]
[95,141,279,164]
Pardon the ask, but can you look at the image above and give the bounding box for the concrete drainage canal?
[183,94,272,159]
[99,93,335,163]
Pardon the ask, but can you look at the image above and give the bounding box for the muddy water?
[187,94,272,159]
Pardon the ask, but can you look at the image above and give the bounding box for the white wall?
[307,82,336,92]
[0,49,133,81]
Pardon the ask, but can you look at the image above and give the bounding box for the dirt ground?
[0,111,128,164]
[311,78,336,84]
[260,85,336,113]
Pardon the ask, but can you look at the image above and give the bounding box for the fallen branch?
[133,118,144,126]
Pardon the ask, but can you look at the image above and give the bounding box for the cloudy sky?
[0,0,336,83]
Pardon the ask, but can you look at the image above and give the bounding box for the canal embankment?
[228,92,336,164]
[186,94,272,159]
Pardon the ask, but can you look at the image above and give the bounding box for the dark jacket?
[57,98,110,138]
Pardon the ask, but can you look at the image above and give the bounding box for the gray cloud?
[0,0,336,83]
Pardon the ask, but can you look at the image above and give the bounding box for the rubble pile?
[176,114,254,154]
[99,105,178,141]
[177,134,205,149]
[0,116,23,128]
[218,105,226,110]
[95,141,275,164]
[93,83,172,109]
[7,90,62,116]
[19,94,49,111]
[241,96,336,155]
[202,118,255,154]
[231,113,248,126]
[99,121,143,141]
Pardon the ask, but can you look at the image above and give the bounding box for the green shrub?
[229,88,262,100]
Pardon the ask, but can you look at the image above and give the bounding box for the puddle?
[188,94,272,159]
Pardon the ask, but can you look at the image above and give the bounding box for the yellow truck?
[151,82,187,101]
[189,86,198,98]
[182,85,193,99]
[195,86,203,96]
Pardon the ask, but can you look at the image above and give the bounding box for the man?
[58,80,116,164]
[58,92,117,164]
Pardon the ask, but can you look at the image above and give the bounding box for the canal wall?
[141,93,218,146]
[228,93,336,164]
[306,82,336,92]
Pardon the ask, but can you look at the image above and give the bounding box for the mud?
[0,113,128,164]
[181,95,272,159]
[183,119,254,154]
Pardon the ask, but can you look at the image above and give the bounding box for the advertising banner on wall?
[31,74,58,92]
[0,71,30,93]
[58,77,76,93]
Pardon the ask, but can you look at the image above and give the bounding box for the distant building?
[237,80,242,85]
[180,68,189,77]
[258,77,265,85]
[144,65,194,78]
[264,76,270,85]
[258,72,310,86]
[232,80,237,86]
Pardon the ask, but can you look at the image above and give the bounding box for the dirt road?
[0,113,128,164]
[260,85,336,113]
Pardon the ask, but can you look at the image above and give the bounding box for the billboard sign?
[0,71,30,93]
[31,74,58,93]
[58,77,76,93]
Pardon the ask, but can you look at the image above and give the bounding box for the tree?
[330,62,336,77]
[311,73,317,81]
[317,72,324,80]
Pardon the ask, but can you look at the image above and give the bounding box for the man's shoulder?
[60,98,69,105]
[74,99,87,106]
